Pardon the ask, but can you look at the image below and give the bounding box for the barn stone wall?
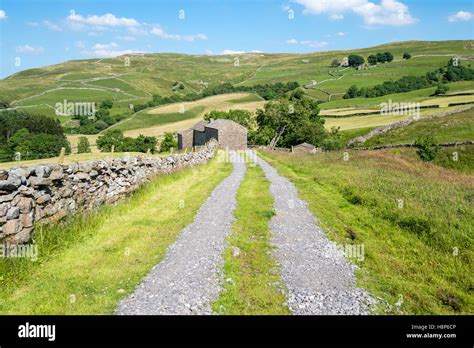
[0,140,218,245]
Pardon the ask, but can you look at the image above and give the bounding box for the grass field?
[359,107,474,147]
[0,155,232,314]
[259,149,473,314]
[213,154,289,315]
[112,92,266,136]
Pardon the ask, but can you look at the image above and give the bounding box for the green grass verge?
[0,154,232,314]
[213,156,289,315]
[258,149,473,314]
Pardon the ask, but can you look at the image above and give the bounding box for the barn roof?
[206,119,247,132]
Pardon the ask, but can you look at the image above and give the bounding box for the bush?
[77,136,91,154]
[160,132,177,153]
[403,52,412,60]
[348,55,364,67]
[321,127,344,151]
[415,136,440,162]
[433,84,449,96]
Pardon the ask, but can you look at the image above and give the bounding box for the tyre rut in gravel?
[257,155,375,315]
[117,152,246,315]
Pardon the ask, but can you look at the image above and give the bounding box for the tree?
[160,132,177,153]
[384,52,394,62]
[330,59,340,67]
[96,130,125,152]
[368,55,378,65]
[77,136,92,153]
[321,127,344,151]
[254,96,324,148]
[415,136,440,162]
[403,52,412,60]
[348,55,365,67]
[343,85,359,99]
[433,84,449,96]
[376,52,385,63]
[100,100,113,109]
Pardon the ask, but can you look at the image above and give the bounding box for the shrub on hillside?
[415,136,440,162]
[77,136,92,153]
[160,132,177,153]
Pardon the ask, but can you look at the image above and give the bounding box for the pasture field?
[259,149,474,314]
[359,107,474,147]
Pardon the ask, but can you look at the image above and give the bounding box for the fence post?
[58,147,66,164]
[111,145,115,153]
[146,148,151,155]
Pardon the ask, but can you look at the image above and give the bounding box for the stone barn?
[178,119,247,150]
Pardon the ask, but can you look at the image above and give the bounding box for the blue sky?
[0,0,473,77]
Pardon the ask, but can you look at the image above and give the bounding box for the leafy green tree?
[376,52,385,63]
[384,52,394,62]
[321,127,344,151]
[330,59,340,67]
[96,130,125,152]
[348,55,365,67]
[368,55,378,65]
[254,96,324,148]
[160,132,177,153]
[403,52,412,60]
[343,85,359,99]
[100,100,114,109]
[415,136,440,162]
[77,136,92,153]
[434,84,449,96]
[133,135,158,153]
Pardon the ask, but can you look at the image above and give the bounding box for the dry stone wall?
[0,140,218,245]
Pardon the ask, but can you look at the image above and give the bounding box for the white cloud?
[27,21,39,27]
[0,10,6,20]
[16,45,45,54]
[448,11,473,22]
[67,10,139,27]
[83,42,144,58]
[221,49,246,55]
[150,25,207,42]
[116,35,136,41]
[75,41,86,49]
[294,0,417,26]
[43,20,62,32]
[336,31,346,36]
[286,39,328,48]
[330,14,344,20]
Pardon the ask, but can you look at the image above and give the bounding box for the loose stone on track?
[257,155,375,315]
[117,152,246,315]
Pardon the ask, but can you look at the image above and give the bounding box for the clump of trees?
[348,55,365,67]
[343,64,474,99]
[96,130,158,153]
[133,81,300,112]
[0,111,71,162]
[367,52,394,65]
[75,99,129,135]
[403,52,412,60]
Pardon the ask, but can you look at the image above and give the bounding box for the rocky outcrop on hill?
[0,141,217,245]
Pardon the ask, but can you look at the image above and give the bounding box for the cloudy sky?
[0,0,473,77]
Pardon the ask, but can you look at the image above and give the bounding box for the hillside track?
[116,152,246,314]
[257,156,375,315]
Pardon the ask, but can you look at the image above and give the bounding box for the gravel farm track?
[117,152,374,315]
